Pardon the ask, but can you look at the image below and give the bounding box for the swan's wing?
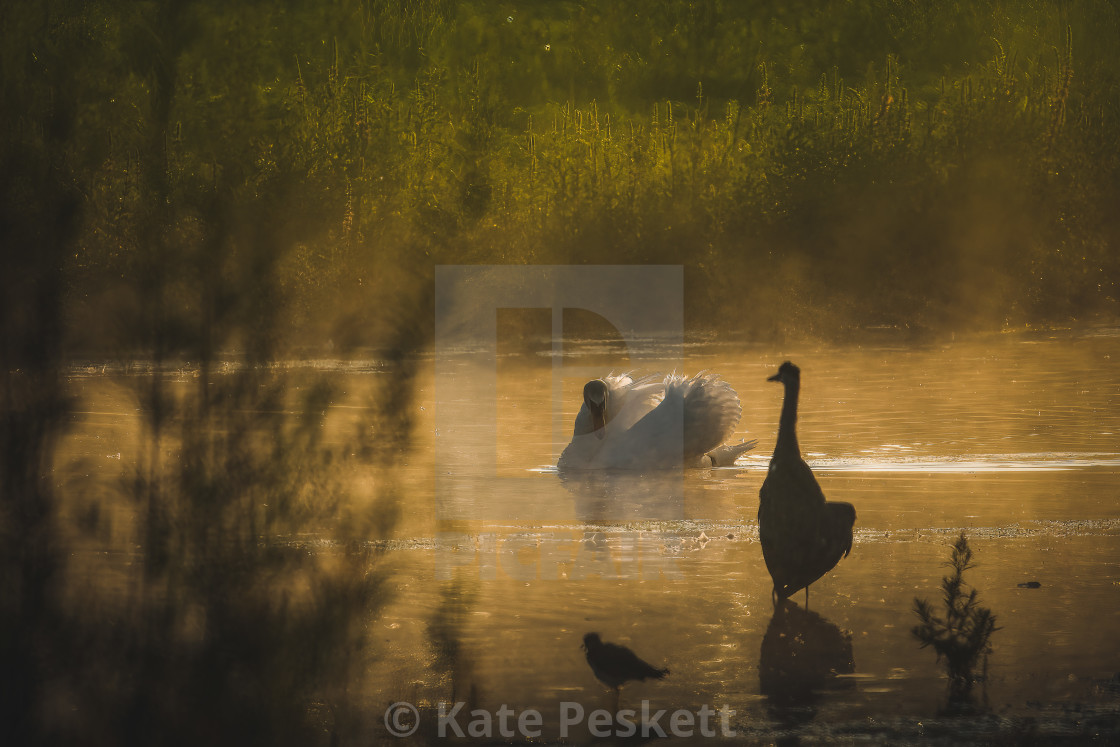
[561,372,740,470]
[675,372,742,457]
[615,372,741,465]
[606,373,665,431]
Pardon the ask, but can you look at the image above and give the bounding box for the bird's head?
[583,380,609,439]
[767,361,800,385]
[582,632,602,651]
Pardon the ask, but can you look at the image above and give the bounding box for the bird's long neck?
[774,379,801,459]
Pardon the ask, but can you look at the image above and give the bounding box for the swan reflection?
[559,469,686,523]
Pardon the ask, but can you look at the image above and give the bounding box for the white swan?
[557,372,756,471]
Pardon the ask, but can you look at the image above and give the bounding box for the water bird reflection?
[758,362,856,604]
[558,372,755,471]
[759,600,855,728]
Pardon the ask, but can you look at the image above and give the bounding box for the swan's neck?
[774,380,801,458]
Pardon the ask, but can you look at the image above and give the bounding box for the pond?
[60,330,1120,743]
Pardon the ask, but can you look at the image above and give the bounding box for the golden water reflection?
[57,333,1120,741]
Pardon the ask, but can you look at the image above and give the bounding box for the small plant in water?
[912,532,1000,698]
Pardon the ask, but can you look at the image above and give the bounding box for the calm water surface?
[63,332,1120,743]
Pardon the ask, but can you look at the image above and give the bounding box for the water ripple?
[740,452,1120,473]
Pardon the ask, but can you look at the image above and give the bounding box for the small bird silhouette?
[582,633,669,693]
[758,362,856,604]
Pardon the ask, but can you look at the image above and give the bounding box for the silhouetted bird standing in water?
[582,633,669,695]
[758,362,856,604]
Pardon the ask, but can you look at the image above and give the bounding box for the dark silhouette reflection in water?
[759,600,855,731]
[427,572,480,707]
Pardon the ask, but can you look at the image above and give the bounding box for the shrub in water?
[912,532,999,697]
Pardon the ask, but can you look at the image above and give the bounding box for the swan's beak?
[767,372,782,382]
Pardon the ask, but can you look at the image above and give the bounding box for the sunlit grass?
[49,2,1118,346]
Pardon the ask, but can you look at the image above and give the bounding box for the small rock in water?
[1017,581,1042,588]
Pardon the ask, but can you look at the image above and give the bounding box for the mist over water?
[392,331,1120,741]
[45,331,1120,743]
[4,1,1120,744]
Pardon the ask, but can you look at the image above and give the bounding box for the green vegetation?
[912,532,1000,701]
[3,5,420,743]
[4,0,1119,349]
[0,2,1109,742]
